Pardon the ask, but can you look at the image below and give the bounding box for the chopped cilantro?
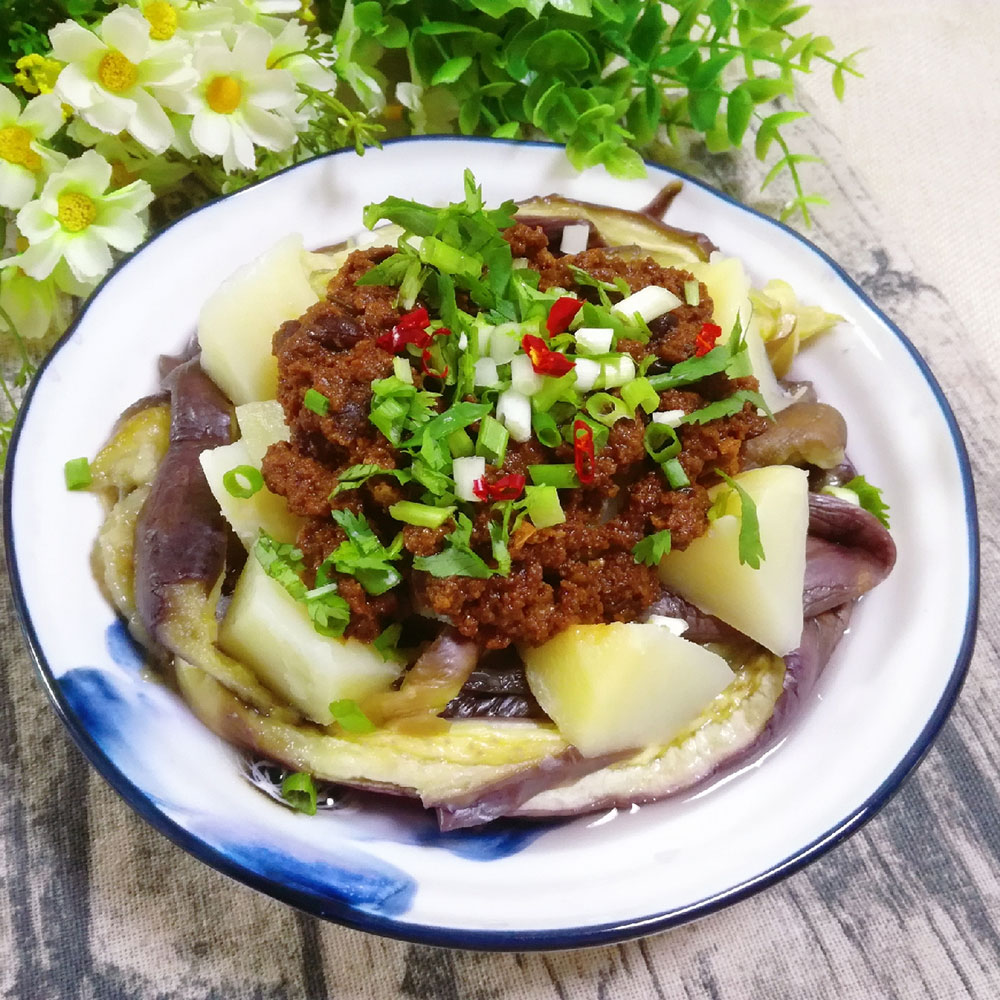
[332,464,413,495]
[328,510,404,595]
[715,470,765,569]
[254,532,307,600]
[373,623,404,663]
[281,772,317,815]
[680,389,773,425]
[632,530,672,567]
[413,513,495,579]
[844,475,891,528]
[329,699,377,734]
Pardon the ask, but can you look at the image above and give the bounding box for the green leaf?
[330,699,377,733]
[715,470,765,569]
[726,85,754,145]
[431,55,473,87]
[632,529,672,567]
[741,77,793,103]
[525,30,591,74]
[653,40,699,70]
[688,88,722,133]
[842,475,891,529]
[690,50,739,90]
[755,110,809,160]
[761,153,822,190]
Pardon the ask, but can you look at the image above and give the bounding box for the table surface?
[2,3,999,998]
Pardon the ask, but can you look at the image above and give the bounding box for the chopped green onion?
[476,413,509,466]
[64,457,92,491]
[418,235,481,279]
[222,464,264,499]
[528,464,580,488]
[329,698,377,733]
[644,422,682,464]
[531,409,562,448]
[303,388,330,416]
[662,457,690,488]
[281,772,317,815]
[393,356,414,383]
[585,392,632,427]
[388,501,455,528]
[531,369,578,412]
[524,485,565,528]
[447,428,475,458]
[632,529,672,566]
[684,280,700,306]
[621,376,660,415]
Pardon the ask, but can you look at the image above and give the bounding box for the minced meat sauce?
[261,223,767,649]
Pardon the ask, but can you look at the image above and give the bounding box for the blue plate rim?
[2,135,980,951]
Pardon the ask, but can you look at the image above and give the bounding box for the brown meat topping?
[260,235,765,647]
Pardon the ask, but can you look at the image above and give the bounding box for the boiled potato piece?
[658,465,809,656]
[688,254,791,414]
[199,439,304,548]
[234,400,289,466]
[198,235,320,405]
[219,556,401,725]
[522,623,734,757]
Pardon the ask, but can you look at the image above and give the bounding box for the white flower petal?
[58,150,114,197]
[241,104,295,152]
[102,179,154,214]
[0,162,37,211]
[228,122,256,171]
[126,88,174,154]
[92,206,147,251]
[232,24,273,69]
[0,87,20,123]
[63,229,114,282]
[100,8,151,65]
[244,69,296,110]
[193,37,234,76]
[16,237,66,281]
[49,21,106,64]
[15,200,59,243]
[55,64,100,111]
[190,110,230,157]
[53,258,97,297]
[0,269,59,340]
[21,94,66,138]
[285,55,337,93]
[81,95,135,136]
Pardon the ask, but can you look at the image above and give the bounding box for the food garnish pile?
[73,173,895,829]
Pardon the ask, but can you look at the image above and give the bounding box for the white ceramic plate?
[4,139,978,949]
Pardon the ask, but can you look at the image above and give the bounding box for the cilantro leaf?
[412,513,496,578]
[373,623,405,663]
[328,509,404,595]
[680,389,772,425]
[632,529,672,567]
[254,532,307,600]
[332,464,413,495]
[844,475,891,529]
[714,470,765,569]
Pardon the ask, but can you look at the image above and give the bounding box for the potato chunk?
[219,556,401,725]
[198,235,320,405]
[658,465,809,655]
[522,623,734,757]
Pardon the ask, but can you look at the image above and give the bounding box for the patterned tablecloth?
[2,3,998,997]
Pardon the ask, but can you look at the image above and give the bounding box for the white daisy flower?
[0,89,68,210]
[184,25,301,172]
[50,7,196,154]
[0,267,74,342]
[5,150,153,283]
[266,20,338,93]
[125,0,232,42]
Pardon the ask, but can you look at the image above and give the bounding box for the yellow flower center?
[0,126,42,172]
[206,75,243,114]
[57,191,98,233]
[144,1,178,41]
[97,50,138,93]
[13,54,62,95]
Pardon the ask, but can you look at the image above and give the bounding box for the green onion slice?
[329,698,377,733]
[281,772,317,815]
[64,457,92,491]
[223,464,264,499]
[621,376,659,415]
[304,388,330,416]
[528,464,580,488]
[476,413,509,466]
[644,422,682,464]
[585,392,632,427]
[388,501,455,528]
[524,484,565,529]
[531,409,562,449]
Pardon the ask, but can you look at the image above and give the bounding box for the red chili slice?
[472,473,526,502]
[546,296,584,335]
[694,322,723,357]
[573,419,595,485]
[376,307,433,352]
[522,334,575,377]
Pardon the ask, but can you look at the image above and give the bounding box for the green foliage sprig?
[319,0,862,224]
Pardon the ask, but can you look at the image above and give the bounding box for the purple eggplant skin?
[133,358,233,641]
[803,493,896,617]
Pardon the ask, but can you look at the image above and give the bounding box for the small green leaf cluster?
[317,0,862,224]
